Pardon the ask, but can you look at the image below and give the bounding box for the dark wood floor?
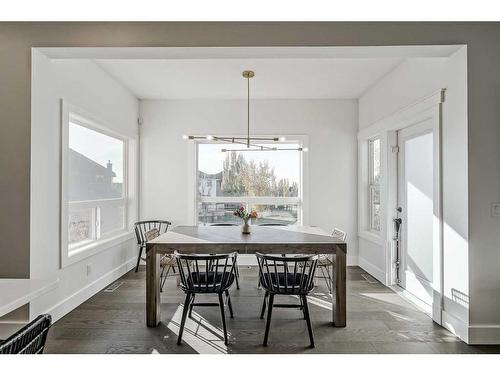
[45,266,500,354]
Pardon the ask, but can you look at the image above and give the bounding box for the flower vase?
[241,219,251,234]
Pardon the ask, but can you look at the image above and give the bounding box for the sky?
[69,122,124,183]
[198,143,301,182]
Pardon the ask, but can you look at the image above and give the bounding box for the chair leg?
[135,246,143,272]
[301,297,306,319]
[188,294,196,318]
[160,265,171,292]
[260,291,269,319]
[218,293,229,345]
[225,290,234,318]
[301,295,315,348]
[263,294,274,346]
[234,261,240,290]
[177,293,192,345]
[319,265,332,294]
[324,262,334,295]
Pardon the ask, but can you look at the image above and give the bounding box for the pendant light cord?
[247,74,250,148]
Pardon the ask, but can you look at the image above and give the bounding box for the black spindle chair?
[174,251,237,346]
[256,253,319,348]
[0,314,52,354]
[256,223,288,287]
[134,220,171,272]
[209,223,240,289]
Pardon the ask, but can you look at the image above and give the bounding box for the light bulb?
[206,135,214,141]
[302,147,309,152]
[279,136,286,142]
[182,135,189,140]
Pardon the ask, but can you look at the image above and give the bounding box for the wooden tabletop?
[147,225,346,254]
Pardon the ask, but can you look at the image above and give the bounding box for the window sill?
[62,231,135,268]
[358,230,385,246]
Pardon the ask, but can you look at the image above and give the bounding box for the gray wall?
[0,22,499,332]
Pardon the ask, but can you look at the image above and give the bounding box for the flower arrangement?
[233,206,257,234]
[233,206,258,221]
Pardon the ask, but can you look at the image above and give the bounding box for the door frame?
[357,89,444,324]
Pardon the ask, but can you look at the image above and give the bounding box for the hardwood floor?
[45,266,500,354]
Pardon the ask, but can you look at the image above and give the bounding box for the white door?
[397,120,435,315]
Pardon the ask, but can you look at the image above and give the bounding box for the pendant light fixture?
[182,70,308,153]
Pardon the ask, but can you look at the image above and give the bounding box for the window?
[368,138,381,231]
[61,106,131,264]
[196,142,302,225]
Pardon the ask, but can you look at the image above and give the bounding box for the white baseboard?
[441,310,469,343]
[43,257,136,323]
[468,325,500,345]
[358,256,385,284]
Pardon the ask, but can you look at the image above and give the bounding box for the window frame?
[192,136,308,226]
[368,137,381,232]
[60,101,134,268]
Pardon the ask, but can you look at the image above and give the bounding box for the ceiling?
[40,46,463,100]
[95,58,404,99]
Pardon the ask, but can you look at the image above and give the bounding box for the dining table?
[145,225,347,327]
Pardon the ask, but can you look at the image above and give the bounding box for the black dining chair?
[210,223,240,289]
[0,315,52,354]
[256,223,288,288]
[174,251,238,346]
[256,253,319,348]
[134,220,171,272]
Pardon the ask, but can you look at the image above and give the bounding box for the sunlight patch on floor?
[386,310,417,322]
[291,294,333,310]
[359,292,416,309]
[167,304,228,354]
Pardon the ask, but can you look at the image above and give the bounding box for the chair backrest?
[134,220,171,246]
[174,251,237,293]
[332,227,347,242]
[256,253,319,295]
[145,228,160,242]
[0,314,52,354]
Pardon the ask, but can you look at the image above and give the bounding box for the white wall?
[140,99,359,265]
[30,51,139,321]
[358,49,469,339]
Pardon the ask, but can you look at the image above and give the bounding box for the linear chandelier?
[182,70,308,153]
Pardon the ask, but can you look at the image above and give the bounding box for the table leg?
[333,247,346,327]
[146,245,161,327]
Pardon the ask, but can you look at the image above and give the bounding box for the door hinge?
[391,145,400,154]
[137,117,143,126]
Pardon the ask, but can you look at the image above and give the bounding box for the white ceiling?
[95,58,404,99]
[40,46,462,100]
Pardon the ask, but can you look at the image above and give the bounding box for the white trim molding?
[357,88,447,323]
[60,100,138,268]
[358,256,386,283]
[40,257,136,323]
[190,134,310,226]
